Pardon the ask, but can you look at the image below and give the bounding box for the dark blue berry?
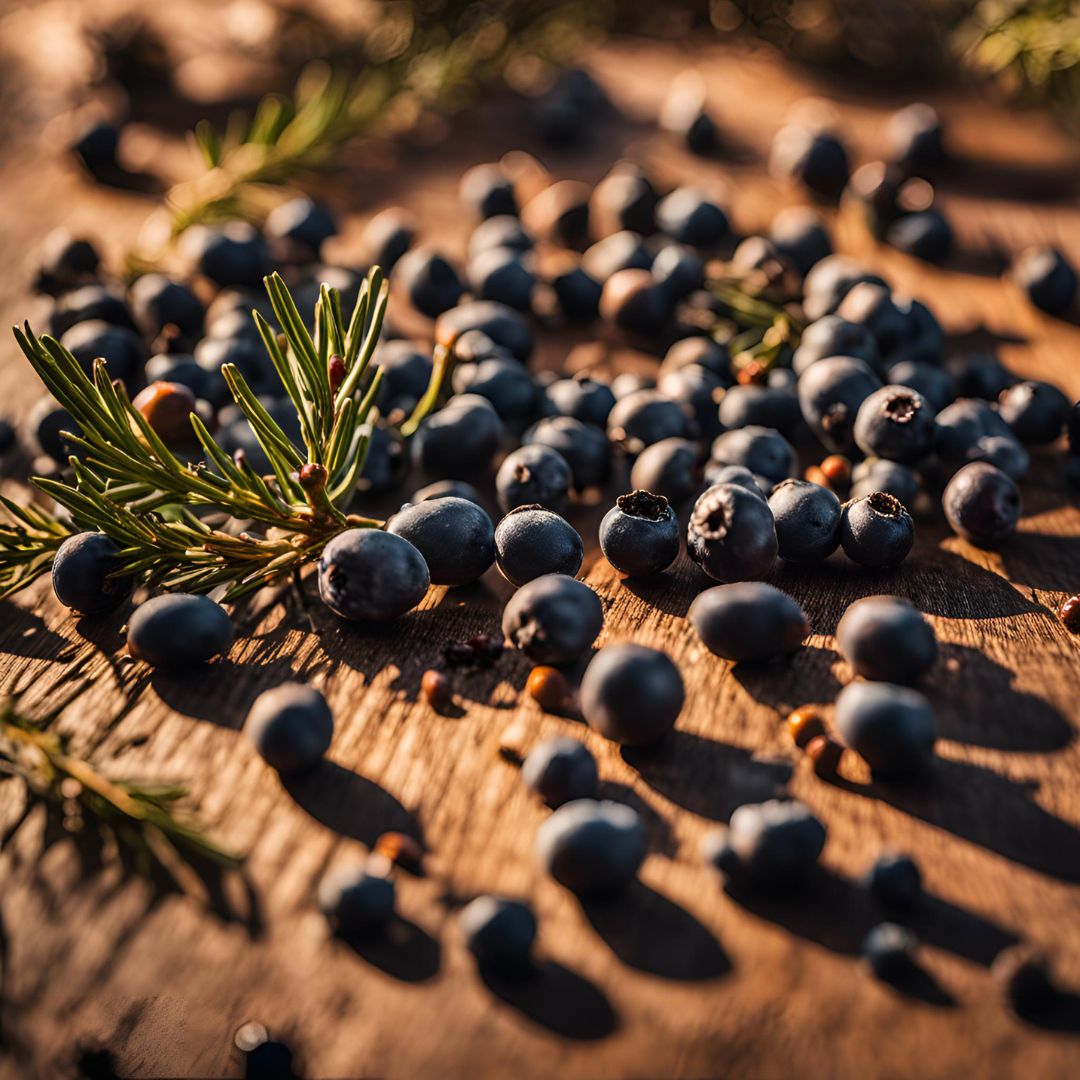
[501,574,603,664]
[687,482,778,582]
[932,398,1014,470]
[600,490,680,577]
[494,507,583,587]
[524,416,610,491]
[599,269,672,334]
[522,737,598,808]
[660,336,732,382]
[460,163,518,219]
[837,596,937,684]
[702,463,768,500]
[770,124,849,200]
[60,320,146,386]
[710,425,796,484]
[318,529,429,622]
[496,444,571,514]
[396,248,465,318]
[885,360,955,413]
[865,852,923,911]
[703,799,825,891]
[194,335,273,404]
[411,394,503,480]
[29,397,82,463]
[245,683,334,775]
[468,215,533,260]
[468,247,535,312]
[768,479,842,563]
[387,497,494,586]
[887,210,952,263]
[71,121,120,180]
[630,437,700,503]
[319,862,395,937]
[51,532,132,615]
[265,197,337,258]
[887,103,945,172]
[459,896,536,976]
[606,389,690,452]
[411,479,482,505]
[182,222,270,288]
[853,385,935,464]
[582,231,652,282]
[945,352,1015,401]
[863,923,918,980]
[793,315,882,377]
[799,356,881,453]
[836,681,937,779]
[1013,246,1077,315]
[998,380,1070,445]
[434,301,532,362]
[361,207,415,272]
[374,340,433,414]
[689,582,807,663]
[590,163,658,235]
[652,242,705,299]
[535,799,644,896]
[544,375,615,427]
[127,594,233,669]
[837,283,909,356]
[942,462,1020,546]
[769,206,832,276]
[453,358,537,423]
[656,187,730,247]
[550,264,602,321]
[659,365,724,440]
[839,491,915,568]
[581,644,684,746]
[802,256,886,322]
[129,274,204,345]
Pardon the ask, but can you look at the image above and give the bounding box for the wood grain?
[1,30,1080,1080]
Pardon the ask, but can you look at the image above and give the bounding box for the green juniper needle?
[1,268,452,601]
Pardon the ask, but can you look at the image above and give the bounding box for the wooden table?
[1,33,1079,1080]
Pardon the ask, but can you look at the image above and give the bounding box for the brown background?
[1,20,1079,1080]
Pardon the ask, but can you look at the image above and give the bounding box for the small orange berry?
[374,831,424,874]
[527,666,571,712]
[806,735,844,777]
[820,455,852,488]
[132,381,196,446]
[421,669,451,710]
[736,361,767,386]
[788,706,827,748]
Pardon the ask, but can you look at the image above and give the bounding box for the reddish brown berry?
[421,669,451,710]
[374,831,424,874]
[328,354,346,391]
[1059,594,1080,633]
[806,735,844,777]
[527,666,572,712]
[820,454,852,489]
[788,706,827,748]
[132,381,197,446]
[736,361,767,386]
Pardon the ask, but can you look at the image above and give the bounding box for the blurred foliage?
[956,0,1080,123]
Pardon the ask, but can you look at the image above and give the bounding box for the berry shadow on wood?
[479,960,618,1040]
[336,914,441,983]
[724,865,1014,989]
[580,879,730,981]
[730,643,843,715]
[828,758,1080,884]
[623,730,793,822]
[283,760,420,850]
[927,644,1073,753]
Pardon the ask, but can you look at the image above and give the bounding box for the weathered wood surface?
[2,33,1080,1080]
